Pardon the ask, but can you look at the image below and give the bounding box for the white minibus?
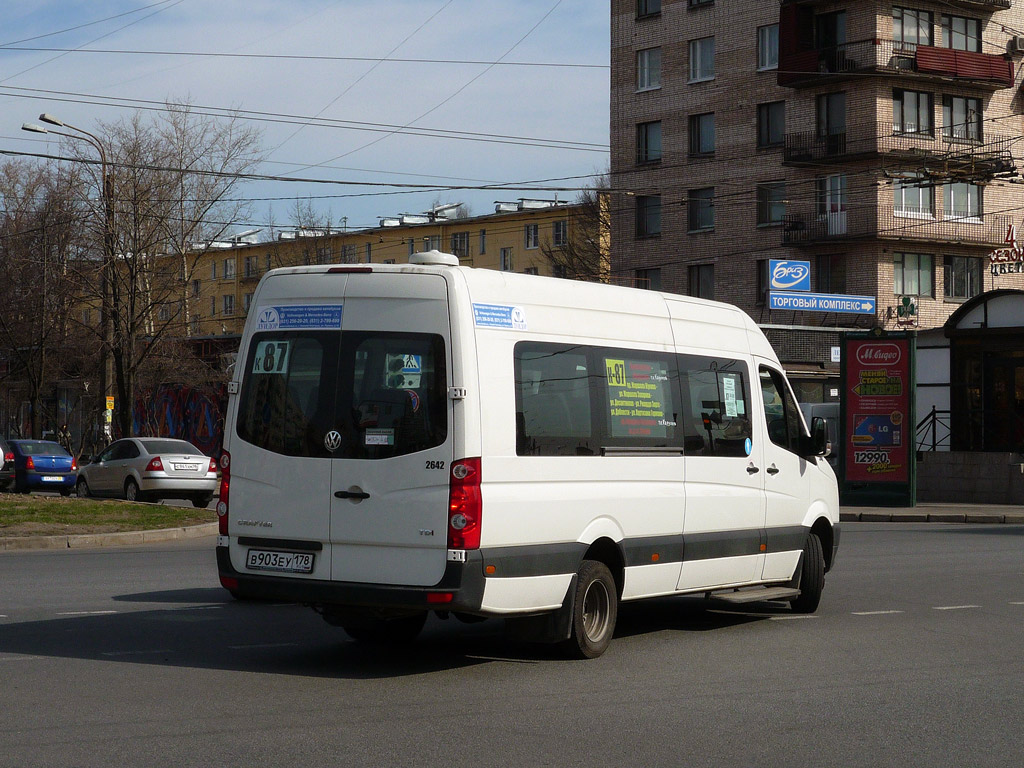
[216,251,840,658]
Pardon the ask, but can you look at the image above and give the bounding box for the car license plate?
[42,475,63,482]
[174,463,200,471]
[245,549,314,574]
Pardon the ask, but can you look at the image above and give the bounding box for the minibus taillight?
[448,457,482,550]
[217,450,231,535]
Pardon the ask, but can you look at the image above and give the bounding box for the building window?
[637,0,660,18]
[500,247,514,271]
[687,187,714,232]
[341,244,357,262]
[191,279,201,297]
[894,173,935,217]
[757,24,779,71]
[316,245,332,265]
[944,182,982,220]
[223,294,235,316]
[244,255,257,278]
[816,254,847,293]
[688,113,715,157]
[423,235,441,251]
[637,47,661,91]
[158,305,171,322]
[223,258,236,279]
[688,264,714,299]
[210,297,217,317]
[636,195,662,237]
[756,260,770,304]
[894,252,934,296]
[943,96,981,141]
[365,243,372,262]
[815,10,846,48]
[450,231,469,257]
[553,220,568,247]
[944,256,983,299]
[243,293,253,312]
[210,261,217,280]
[893,89,933,135]
[637,120,662,163]
[757,101,785,148]
[190,317,200,335]
[688,0,712,7]
[815,174,847,219]
[689,37,715,82]
[265,254,272,271]
[941,14,981,52]
[893,7,933,48]
[757,181,786,226]
[522,267,538,276]
[525,224,539,249]
[408,239,416,256]
[479,229,486,255]
[817,92,846,140]
[635,268,662,290]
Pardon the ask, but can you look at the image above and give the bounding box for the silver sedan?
[76,437,218,507]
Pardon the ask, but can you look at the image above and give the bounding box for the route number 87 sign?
[252,340,292,374]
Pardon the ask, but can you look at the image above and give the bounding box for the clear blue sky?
[0,0,609,234]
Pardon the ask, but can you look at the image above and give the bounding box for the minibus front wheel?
[563,560,618,659]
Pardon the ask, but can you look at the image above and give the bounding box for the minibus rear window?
[236,331,447,459]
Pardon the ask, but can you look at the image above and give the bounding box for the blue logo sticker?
[744,438,752,456]
[256,304,343,330]
[473,303,527,330]
[769,259,811,292]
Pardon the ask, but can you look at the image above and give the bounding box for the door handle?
[335,490,370,500]
[746,464,760,474]
[766,464,780,475]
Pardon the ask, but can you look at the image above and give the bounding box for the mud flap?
[504,574,578,644]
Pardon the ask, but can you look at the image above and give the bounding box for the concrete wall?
[918,451,1024,503]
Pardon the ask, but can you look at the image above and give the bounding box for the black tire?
[192,493,213,508]
[339,612,428,645]
[124,477,141,502]
[76,478,90,498]
[59,488,72,497]
[790,533,825,613]
[562,560,618,659]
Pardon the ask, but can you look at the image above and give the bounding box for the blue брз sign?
[769,259,811,292]
[769,290,876,315]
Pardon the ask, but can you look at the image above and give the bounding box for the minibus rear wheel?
[563,560,618,659]
[789,533,824,613]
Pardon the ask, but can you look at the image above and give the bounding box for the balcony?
[783,122,1016,176]
[782,205,1011,247]
[778,39,1014,89]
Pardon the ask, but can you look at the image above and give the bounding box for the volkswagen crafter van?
[217,251,840,658]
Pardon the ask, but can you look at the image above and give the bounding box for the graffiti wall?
[131,383,228,456]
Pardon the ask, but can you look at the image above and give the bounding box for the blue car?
[10,439,78,496]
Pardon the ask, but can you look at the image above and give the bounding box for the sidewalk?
[0,522,218,552]
[841,502,1024,524]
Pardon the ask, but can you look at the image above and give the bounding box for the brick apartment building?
[611,0,1024,402]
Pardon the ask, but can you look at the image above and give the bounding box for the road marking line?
[852,610,904,615]
[101,649,173,657]
[768,615,818,621]
[933,605,981,611]
[0,656,42,662]
[227,643,299,650]
[1010,601,1024,605]
[56,610,118,616]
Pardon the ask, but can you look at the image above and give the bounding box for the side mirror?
[807,416,830,457]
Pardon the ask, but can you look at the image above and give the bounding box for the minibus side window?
[678,355,752,457]
[515,343,594,456]
[759,366,804,454]
[598,349,680,447]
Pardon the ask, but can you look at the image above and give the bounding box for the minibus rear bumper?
[216,545,486,612]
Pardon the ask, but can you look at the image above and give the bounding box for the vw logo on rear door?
[324,431,342,452]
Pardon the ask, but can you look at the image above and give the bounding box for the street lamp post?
[23,114,115,442]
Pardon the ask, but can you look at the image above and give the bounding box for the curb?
[0,522,218,552]
[840,511,1024,524]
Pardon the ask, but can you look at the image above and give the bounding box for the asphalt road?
[1,523,1022,768]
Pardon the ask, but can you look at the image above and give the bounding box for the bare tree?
[541,175,610,282]
[0,159,89,437]
[66,106,263,437]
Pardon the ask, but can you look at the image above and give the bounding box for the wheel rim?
[581,579,611,643]
[126,482,137,501]
[77,481,87,497]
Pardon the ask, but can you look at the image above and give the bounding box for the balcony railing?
[782,0,1009,7]
[782,205,1011,246]
[779,39,1014,88]
[783,122,1016,172]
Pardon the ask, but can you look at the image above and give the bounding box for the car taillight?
[208,457,217,474]
[71,457,78,471]
[25,456,34,471]
[4,451,12,463]
[217,450,230,535]
[447,457,482,550]
[146,456,164,472]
